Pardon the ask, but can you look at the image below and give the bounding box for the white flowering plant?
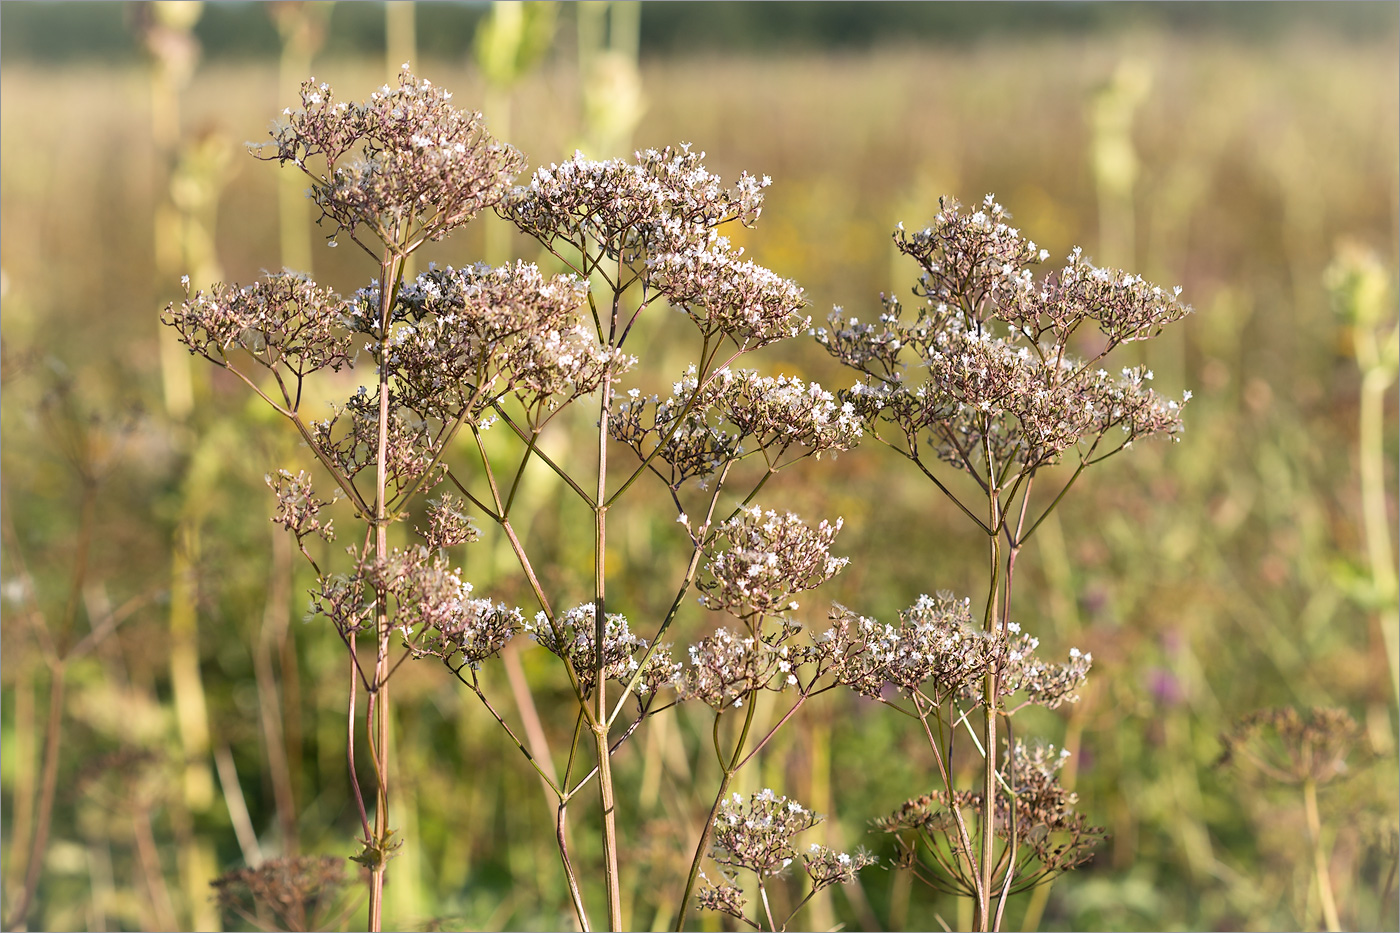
[162,73,1191,932]
[163,70,873,933]
[818,194,1192,930]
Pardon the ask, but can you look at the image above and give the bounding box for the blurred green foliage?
[2,3,1397,931]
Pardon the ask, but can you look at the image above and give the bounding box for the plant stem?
[675,699,760,930]
[367,248,405,932]
[980,526,1001,930]
[1302,777,1341,932]
[6,665,64,932]
[594,355,623,930]
[1359,358,1399,706]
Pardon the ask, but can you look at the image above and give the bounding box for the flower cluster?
[877,740,1104,884]
[162,273,354,389]
[894,195,1049,319]
[527,604,679,697]
[307,388,444,503]
[816,594,1002,701]
[309,545,521,668]
[503,144,768,264]
[267,468,337,543]
[1218,707,1362,787]
[609,367,861,489]
[680,626,803,710]
[716,368,862,456]
[818,195,1192,477]
[502,145,809,348]
[609,372,744,486]
[387,262,628,422]
[802,841,879,892]
[417,493,479,551]
[649,248,808,349]
[709,788,821,878]
[1000,631,1092,710]
[697,789,875,924]
[699,506,847,621]
[266,66,524,249]
[999,246,1192,346]
[212,855,349,933]
[694,869,748,919]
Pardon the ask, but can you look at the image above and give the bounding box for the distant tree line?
[1,0,1395,64]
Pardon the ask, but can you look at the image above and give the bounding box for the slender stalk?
[366,247,406,931]
[758,881,777,932]
[1358,356,1399,705]
[977,422,1004,932]
[913,695,982,900]
[5,473,98,932]
[557,799,592,931]
[346,642,371,838]
[594,346,623,929]
[7,666,65,932]
[1302,777,1341,932]
[675,698,761,930]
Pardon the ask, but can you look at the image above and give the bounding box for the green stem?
[1359,359,1399,705]
[366,247,406,932]
[675,699,761,931]
[595,345,622,929]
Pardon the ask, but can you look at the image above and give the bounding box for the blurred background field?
[1,2,1397,931]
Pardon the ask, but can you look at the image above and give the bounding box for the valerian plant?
[163,71,1192,933]
[163,68,871,933]
[817,195,1191,929]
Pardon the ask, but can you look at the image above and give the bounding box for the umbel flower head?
[608,366,861,489]
[502,145,807,349]
[697,789,876,923]
[818,195,1193,480]
[266,65,525,254]
[876,740,1105,894]
[526,604,679,698]
[1218,707,1363,787]
[698,505,848,621]
[384,261,628,422]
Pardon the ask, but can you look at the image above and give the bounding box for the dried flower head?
[1218,707,1363,787]
[818,195,1192,479]
[878,739,1104,894]
[527,604,678,697]
[211,855,351,933]
[267,468,338,543]
[817,594,1002,701]
[699,506,847,621]
[266,67,524,252]
[162,273,354,391]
